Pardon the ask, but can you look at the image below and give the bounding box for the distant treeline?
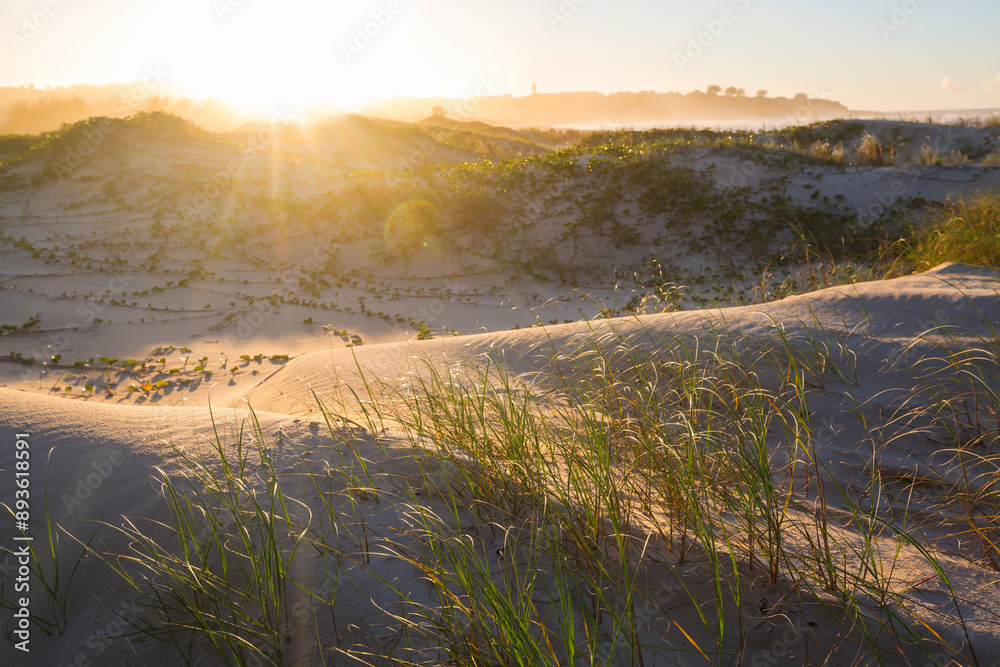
[0,84,320,135]
[364,88,850,127]
[0,83,850,136]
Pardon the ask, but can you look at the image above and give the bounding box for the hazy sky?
[2,0,999,112]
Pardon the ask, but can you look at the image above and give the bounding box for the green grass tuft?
[906,195,1000,270]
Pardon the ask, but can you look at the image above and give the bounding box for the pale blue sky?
[2,0,998,111]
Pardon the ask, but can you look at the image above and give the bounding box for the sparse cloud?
[984,74,1000,92]
[941,77,964,92]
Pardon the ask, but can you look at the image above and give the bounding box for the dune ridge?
[1,263,998,664]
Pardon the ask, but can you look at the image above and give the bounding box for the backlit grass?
[906,195,1000,271]
[38,306,997,665]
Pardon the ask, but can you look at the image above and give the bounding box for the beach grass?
[54,307,999,665]
[904,195,1000,271]
[3,114,1000,664]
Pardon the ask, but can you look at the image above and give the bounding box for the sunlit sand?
[1,108,1000,665]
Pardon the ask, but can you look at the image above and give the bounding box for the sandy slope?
[2,117,1000,663]
[1,264,998,665]
[2,118,999,395]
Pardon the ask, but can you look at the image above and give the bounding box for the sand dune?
[2,116,1000,664]
[1,263,998,665]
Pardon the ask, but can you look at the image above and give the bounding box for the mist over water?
[537,108,1000,133]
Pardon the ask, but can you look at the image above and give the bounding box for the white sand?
[0,264,998,665]
[2,118,1000,664]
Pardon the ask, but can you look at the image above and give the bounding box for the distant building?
[532,81,538,95]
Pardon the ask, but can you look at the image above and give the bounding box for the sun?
[134,1,440,114]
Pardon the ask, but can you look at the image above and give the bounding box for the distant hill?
[0,84,345,135]
[365,89,851,127]
[0,82,849,136]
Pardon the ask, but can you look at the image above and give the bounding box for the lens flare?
[383,200,441,258]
